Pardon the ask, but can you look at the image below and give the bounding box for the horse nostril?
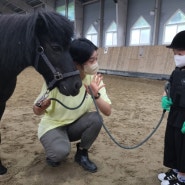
[75,81,82,90]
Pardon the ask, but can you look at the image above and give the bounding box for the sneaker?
[158,169,178,181]
[161,178,185,185]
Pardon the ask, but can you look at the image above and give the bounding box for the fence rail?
[98,45,174,80]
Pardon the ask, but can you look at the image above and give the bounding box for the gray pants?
[40,112,102,162]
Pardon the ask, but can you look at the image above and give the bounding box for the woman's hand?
[84,73,111,116]
[33,99,51,115]
[85,73,105,97]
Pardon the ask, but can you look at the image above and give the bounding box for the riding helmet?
[167,30,185,50]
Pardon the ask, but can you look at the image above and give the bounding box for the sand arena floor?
[0,67,168,185]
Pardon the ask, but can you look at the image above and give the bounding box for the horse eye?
[51,45,63,52]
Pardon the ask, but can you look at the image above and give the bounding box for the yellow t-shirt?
[36,75,111,138]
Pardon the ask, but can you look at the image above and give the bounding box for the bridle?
[34,39,80,91]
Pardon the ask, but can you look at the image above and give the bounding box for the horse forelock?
[36,11,74,47]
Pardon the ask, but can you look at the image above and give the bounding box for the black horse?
[0,11,82,175]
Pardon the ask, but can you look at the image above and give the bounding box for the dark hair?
[69,38,98,65]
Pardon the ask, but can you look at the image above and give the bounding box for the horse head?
[33,11,82,96]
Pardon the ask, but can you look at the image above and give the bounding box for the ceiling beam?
[0,3,14,13]
[0,0,56,14]
[6,0,34,13]
[82,0,99,5]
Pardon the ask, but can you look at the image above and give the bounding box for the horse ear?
[35,17,48,37]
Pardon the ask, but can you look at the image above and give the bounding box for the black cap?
[166,30,185,50]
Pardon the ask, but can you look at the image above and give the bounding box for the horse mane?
[0,11,74,72]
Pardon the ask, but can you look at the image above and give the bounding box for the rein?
[34,39,79,90]
[35,89,87,110]
[50,91,87,110]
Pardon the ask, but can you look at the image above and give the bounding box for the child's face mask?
[84,62,99,75]
[174,55,185,67]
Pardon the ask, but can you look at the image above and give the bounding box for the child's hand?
[181,122,185,134]
[161,96,173,111]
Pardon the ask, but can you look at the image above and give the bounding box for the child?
[158,30,185,185]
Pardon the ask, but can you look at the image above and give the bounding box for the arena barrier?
[98,45,174,80]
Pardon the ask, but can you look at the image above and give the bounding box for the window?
[105,21,117,46]
[163,10,185,44]
[56,0,65,16]
[67,1,75,21]
[86,25,98,46]
[56,5,65,16]
[130,16,151,46]
[56,0,74,21]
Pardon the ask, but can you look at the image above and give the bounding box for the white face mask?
[174,55,185,68]
[84,62,99,75]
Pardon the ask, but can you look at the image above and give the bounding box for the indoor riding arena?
[0,45,174,185]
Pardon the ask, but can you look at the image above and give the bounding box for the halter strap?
[34,39,80,90]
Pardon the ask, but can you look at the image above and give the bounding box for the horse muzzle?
[57,77,82,96]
